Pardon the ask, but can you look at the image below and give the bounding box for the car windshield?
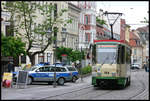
[96,45,117,64]
[30,66,39,71]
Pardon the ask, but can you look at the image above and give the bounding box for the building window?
[54,3,57,17]
[47,53,51,63]
[85,33,89,42]
[38,53,44,63]
[85,15,88,25]
[5,25,13,36]
[134,49,136,55]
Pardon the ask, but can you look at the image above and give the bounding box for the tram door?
[117,45,125,77]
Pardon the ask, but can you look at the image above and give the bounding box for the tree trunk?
[28,54,35,66]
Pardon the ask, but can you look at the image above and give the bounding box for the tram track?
[40,70,148,100]
[128,75,147,100]
[41,84,116,100]
[40,84,93,100]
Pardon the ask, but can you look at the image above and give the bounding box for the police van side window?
[50,67,61,72]
[44,67,50,72]
[38,67,48,72]
[60,68,67,72]
[50,67,55,72]
[67,67,76,71]
[39,67,44,72]
[56,67,61,72]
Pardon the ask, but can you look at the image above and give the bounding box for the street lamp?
[53,27,67,88]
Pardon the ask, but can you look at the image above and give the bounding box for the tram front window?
[96,48,117,64]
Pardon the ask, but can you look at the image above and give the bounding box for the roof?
[129,31,142,47]
[94,40,130,48]
[129,31,139,40]
[94,40,125,43]
[129,40,137,47]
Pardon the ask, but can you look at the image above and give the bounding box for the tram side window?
[121,46,125,64]
[117,45,125,64]
[117,45,121,64]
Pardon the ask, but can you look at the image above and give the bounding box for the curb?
[79,73,92,78]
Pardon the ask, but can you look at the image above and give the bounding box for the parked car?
[131,64,140,70]
[13,65,79,85]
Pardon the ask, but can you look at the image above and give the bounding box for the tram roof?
[94,40,131,48]
[94,40,124,43]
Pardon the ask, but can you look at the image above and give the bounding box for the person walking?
[143,63,147,72]
[8,62,14,72]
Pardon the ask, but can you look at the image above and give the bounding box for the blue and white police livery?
[13,65,79,85]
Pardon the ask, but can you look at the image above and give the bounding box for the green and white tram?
[92,40,131,88]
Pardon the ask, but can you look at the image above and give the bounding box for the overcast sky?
[96,1,149,30]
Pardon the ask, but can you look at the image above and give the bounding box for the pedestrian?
[8,62,14,73]
[72,62,75,67]
[143,63,147,72]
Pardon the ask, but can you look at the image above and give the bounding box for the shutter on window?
[88,15,90,24]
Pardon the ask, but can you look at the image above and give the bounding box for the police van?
[13,65,79,85]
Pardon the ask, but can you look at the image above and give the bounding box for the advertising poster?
[2,72,13,88]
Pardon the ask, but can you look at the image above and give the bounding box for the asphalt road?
[1,69,149,100]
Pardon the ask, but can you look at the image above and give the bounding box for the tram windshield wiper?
[110,53,117,65]
[101,55,109,67]
[110,48,118,65]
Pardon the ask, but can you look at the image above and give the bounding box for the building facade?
[1,1,74,67]
[129,30,143,68]
[66,3,81,50]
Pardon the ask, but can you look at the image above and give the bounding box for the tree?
[55,47,85,62]
[140,17,149,23]
[55,47,72,61]
[2,1,72,65]
[96,16,107,26]
[1,34,26,58]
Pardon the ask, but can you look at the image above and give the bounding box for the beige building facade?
[2,1,82,66]
[125,24,130,42]
[66,3,81,50]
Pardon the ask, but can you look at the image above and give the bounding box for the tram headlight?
[112,72,116,77]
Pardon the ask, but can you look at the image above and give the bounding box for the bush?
[81,66,92,75]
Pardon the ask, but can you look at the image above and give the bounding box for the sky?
[96,1,149,30]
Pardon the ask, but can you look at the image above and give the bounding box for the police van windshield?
[96,45,117,64]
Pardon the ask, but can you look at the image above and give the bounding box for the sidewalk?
[1,75,92,100]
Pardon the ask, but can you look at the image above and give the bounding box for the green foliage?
[2,1,72,65]
[81,66,92,75]
[96,17,107,26]
[55,47,85,62]
[55,46,72,61]
[1,34,26,58]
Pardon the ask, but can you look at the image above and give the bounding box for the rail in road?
[42,69,149,100]
[128,70,148,100]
